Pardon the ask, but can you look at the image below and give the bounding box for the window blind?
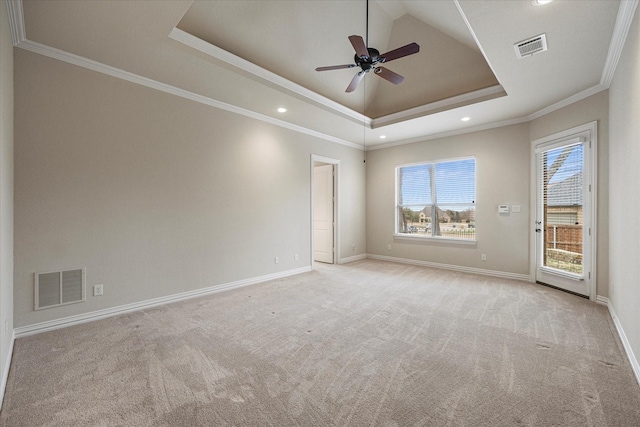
[540,142,583,274]
[397,158,475,239]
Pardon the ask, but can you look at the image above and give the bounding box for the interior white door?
[535,136,592,296]
[314,164,334,264]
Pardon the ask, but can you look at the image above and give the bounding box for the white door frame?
[311,155,339,267]
[529,121,597,300]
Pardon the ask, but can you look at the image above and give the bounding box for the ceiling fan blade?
[380,42,420,63]
[375,67,405,85]
[348,35,369,59]
[315,64,356,71]
[346,71,365,93]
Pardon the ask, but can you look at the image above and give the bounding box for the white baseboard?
[339,254,367,264]
[14,266,311,338]
[0,331,15,411]
[366,254,532,282]
[598,296,640,388]
[596,295,609,305]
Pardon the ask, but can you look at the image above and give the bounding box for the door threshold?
[535,281,589,299]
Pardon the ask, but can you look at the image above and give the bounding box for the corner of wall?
[0,0,16,410]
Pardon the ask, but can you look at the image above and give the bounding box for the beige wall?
[366,123,531,276]
[530,90,610,298]
[0,0,15,402]
[367,90,611,294]
[8,1,636,371]
[13,50,366,328]
[609,6,640,365]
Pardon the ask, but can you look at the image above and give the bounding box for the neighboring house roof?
[420,207,452,221]
[547,172,582,207]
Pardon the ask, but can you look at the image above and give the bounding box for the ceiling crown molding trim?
[527,0,639,123]
[8,0,636,152]
[526,83,607,121]
[372,84,506,128]
[15,39,362,150]
[169,28,372,126]
[5,0,25,46]
[600,0,639,88]
[367,115,530,151]
[453,0,503,86]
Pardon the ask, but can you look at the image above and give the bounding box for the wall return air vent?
[514,33,548,58]
[34,268,86,310]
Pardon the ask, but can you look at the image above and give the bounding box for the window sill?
[393,234,477,246]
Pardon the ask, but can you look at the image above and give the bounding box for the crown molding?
[169,28,371,127]
[7,0,639,152]
[371,84,506,128]
[169,28,508,131]
[453,0,503,87]
[368,82,608,151]
[600,0,639,88]
[5,0,25,46]
[367,115,530,151]
[526,84,608,121]
[15,38,363,150]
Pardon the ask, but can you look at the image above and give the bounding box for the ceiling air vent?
[514,34,547,58]
[35,268,86,310]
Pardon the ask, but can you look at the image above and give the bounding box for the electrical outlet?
[481,254,487,262]
[352,245,356,252]
[93,284,104,296]
[294,253,299,261]
[274,257,279,264]
[387,244,392,251]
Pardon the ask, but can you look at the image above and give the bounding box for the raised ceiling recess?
[175,0,506,124]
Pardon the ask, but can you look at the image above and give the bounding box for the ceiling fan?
[315,36,420,93]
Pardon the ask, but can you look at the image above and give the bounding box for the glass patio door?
[535,136,591,297]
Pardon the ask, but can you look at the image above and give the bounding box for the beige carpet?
[2,259,640,426]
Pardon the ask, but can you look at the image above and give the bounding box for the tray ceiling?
[16,0,626,147]
[177,0,504,120]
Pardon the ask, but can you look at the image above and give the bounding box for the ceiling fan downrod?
[314,0,420,93]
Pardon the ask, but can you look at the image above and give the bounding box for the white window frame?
[394,157,477,245]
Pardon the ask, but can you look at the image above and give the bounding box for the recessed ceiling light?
[277,107,287,113]
[532,0,553,5]
[380,135,387,139]
[461,117,471,122]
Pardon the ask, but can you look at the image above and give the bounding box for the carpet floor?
[1,259,640,426]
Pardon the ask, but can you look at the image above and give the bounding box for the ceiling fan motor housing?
[355,47,382,72]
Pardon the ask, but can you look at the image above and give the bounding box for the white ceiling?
[15,0,624,148]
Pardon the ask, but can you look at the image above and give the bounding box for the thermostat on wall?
[498,205,510,214]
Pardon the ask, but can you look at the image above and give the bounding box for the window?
[396,158,476,240]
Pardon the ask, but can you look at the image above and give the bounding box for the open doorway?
[311,155,339,266]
